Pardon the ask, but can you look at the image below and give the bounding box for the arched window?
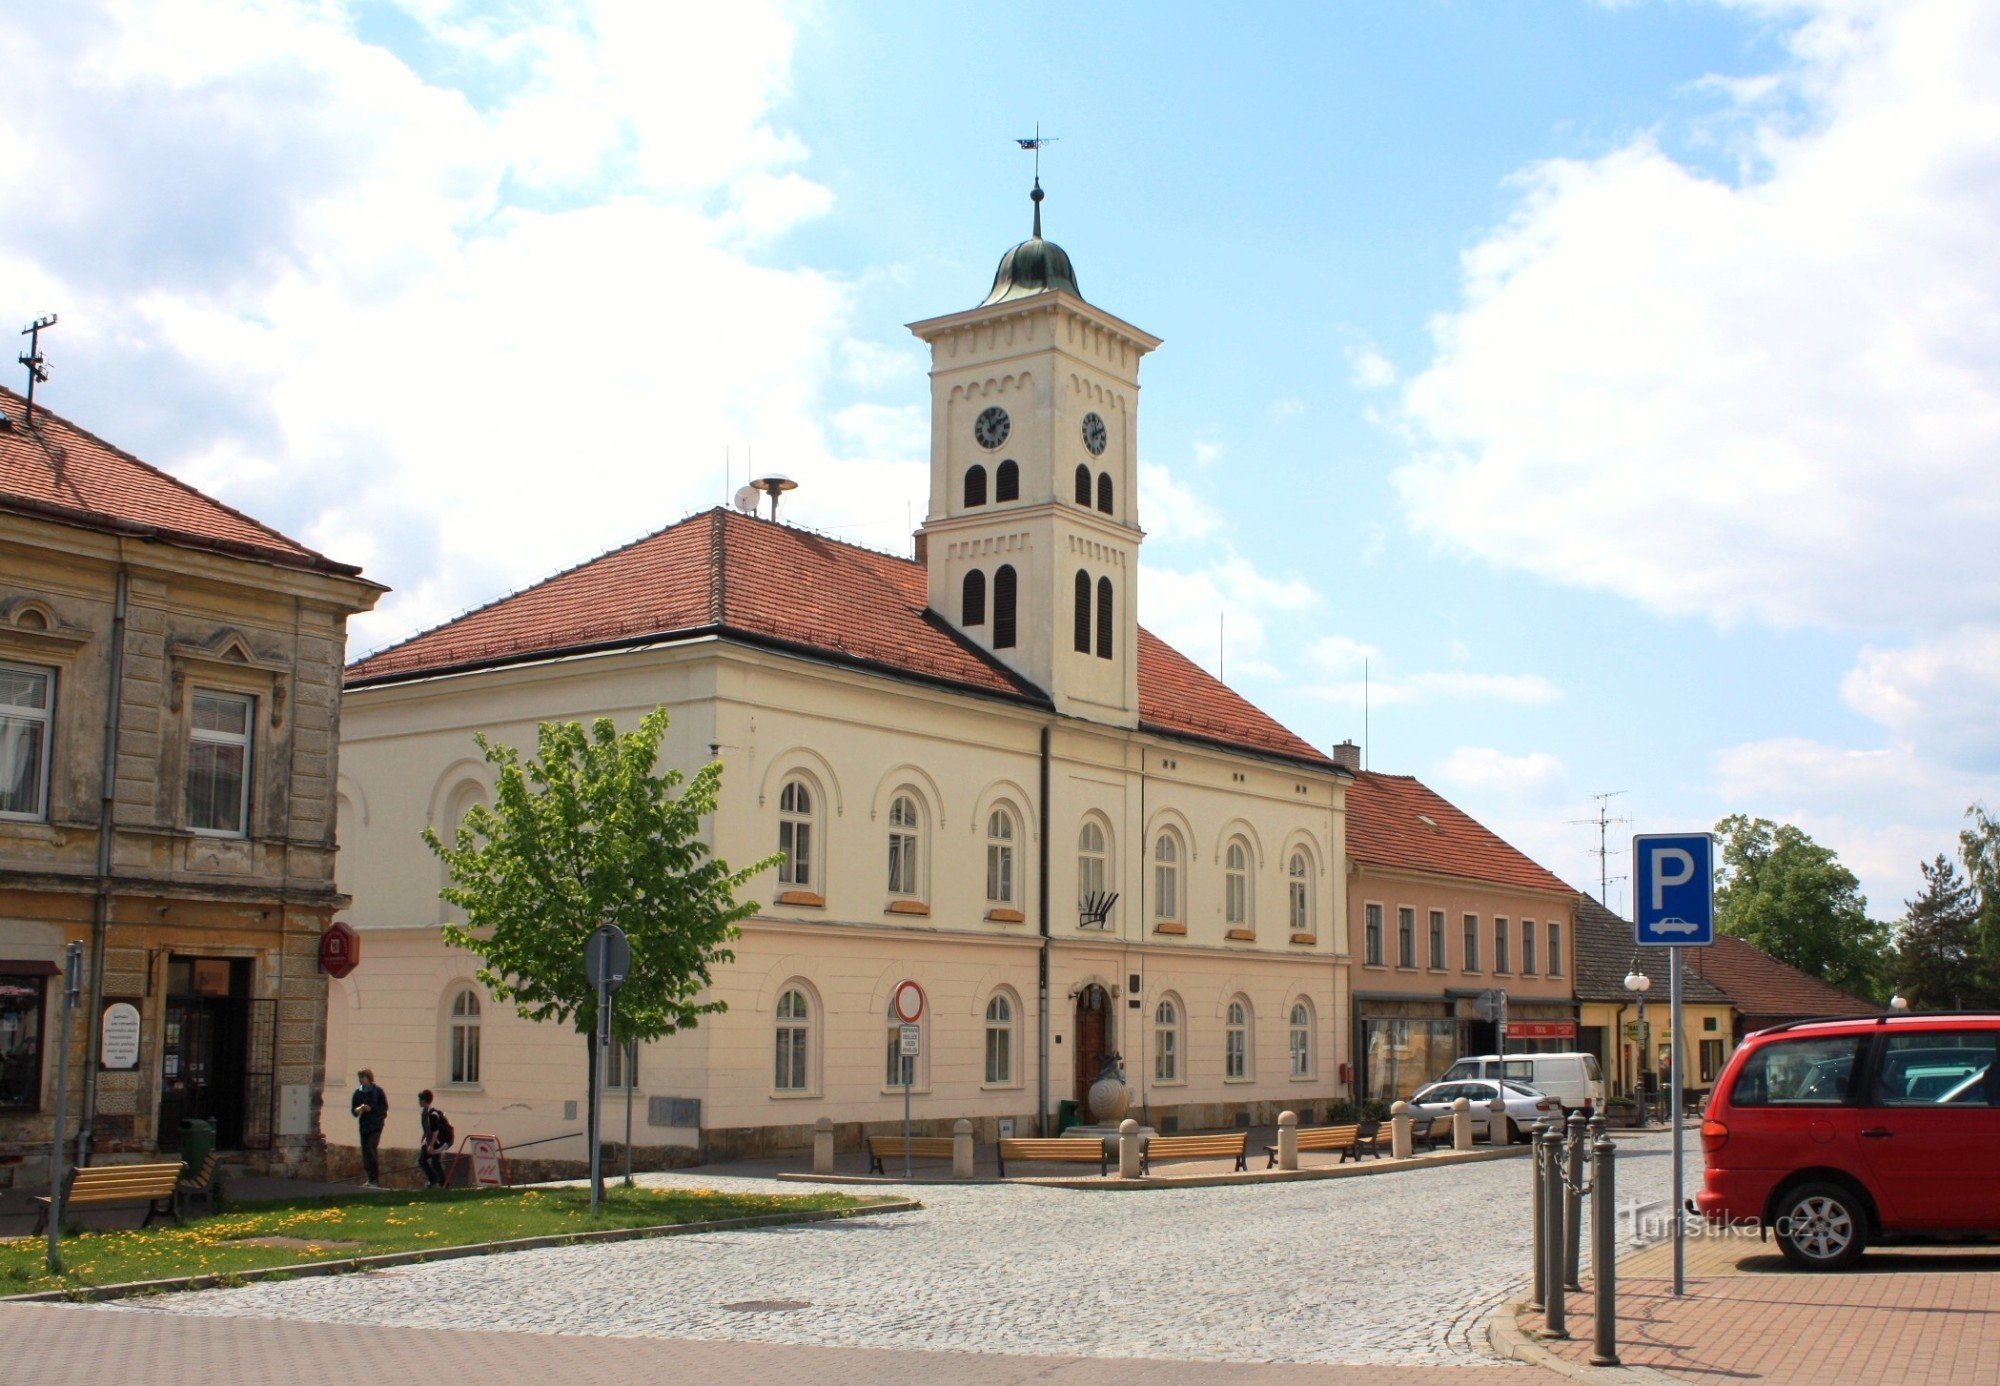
[995,459,1020,501]
[993,564,1017,648]
[985,993,1015,1084]
[1154,997,1182,1082]
[1095,576,1113,659]
[1225,997,1251,1079]
[963,464,988,507]
[1073,570,1091,653]
[962,569,987,627]
[1152,830,1182,926]
[1096,472,1113,515]
[1289,999,1313,1078]
[1078,818,1109,907]
[887,793,923,899]
[1074,462,1092,504]
[985,807,1017,906]
[1225,839,1252,929]
[774,987,811,1091]
[885,995,922,1087]
[1288,851,1311,934]
[448,987,482,1085]
[778,778,814,889]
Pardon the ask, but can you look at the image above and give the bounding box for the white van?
[1439,1052,1605,1113]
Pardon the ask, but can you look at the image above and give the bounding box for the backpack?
[432,1109,454,1148]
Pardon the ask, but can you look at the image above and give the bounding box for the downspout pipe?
[1037,725,1051,1136]
[80,563,129,1167]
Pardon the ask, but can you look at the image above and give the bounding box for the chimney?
[1331,740,1361,772]
[913,531,928,563]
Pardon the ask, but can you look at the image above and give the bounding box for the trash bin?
[178,1118,216,1173]
[1057,1100,1080,1133]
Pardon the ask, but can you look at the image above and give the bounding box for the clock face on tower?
[1081,412,1108,456]
[973,406,1011,450]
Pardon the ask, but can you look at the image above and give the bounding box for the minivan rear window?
[1730,1035,1869,1107]
[1872,1032,1998,1106]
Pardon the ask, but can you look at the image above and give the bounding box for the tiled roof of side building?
[1344,770,1575,896]
[1685,934,1880,1021]
[1571,895,1732,1003]
[0,385,353,574]
[347,508,1332,768]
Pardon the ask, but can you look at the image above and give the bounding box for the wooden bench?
[1264,1122,1361,1167]
[1343,1119,1389,1162]
[31,1162,185,1234]
[996,1137,1110,1177]
[867,1135,956,1175]
[1407,1115,1452,1151]
[1139,1131,1247,1175]
[176,1150,222,1216]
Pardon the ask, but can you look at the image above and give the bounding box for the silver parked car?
[1407,1078,1556,1144]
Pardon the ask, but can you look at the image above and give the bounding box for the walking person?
[417,1089,453,1189]
[350,1068,389,1189]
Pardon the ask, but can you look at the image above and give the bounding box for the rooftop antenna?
[1016,125,1057,237]
[1363,657,1371,772]
[19,314,56,425]
[750,473,797,523]
[732,484,759,516]
[1570,790,1632,906]
[1218,611,1225,682]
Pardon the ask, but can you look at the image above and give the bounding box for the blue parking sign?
[1633,833,1715,946]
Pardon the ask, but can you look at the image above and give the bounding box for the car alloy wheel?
[1774,1182,1867,1270]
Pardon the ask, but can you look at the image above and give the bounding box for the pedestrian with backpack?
[418,1089,454,1188]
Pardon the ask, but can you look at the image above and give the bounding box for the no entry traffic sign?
[892,978,925,1023]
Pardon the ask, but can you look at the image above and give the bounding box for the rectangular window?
[1397,907,1416,968]
[1463,914,1480,971]
[1729,1035,1868,1106]
[187,690,253,835]
[1871,1031,1998,1106]
[1522,920,1538,975]
[775,1025,808,1091]
[1699,1039,1726,1084]
[1495,918,1510,974]
[0,664,54,821]
[985,1023,1011,1085]
[1549,922,1562,976]
[886,1027,918,1087]
[1225,1027,1246,1079]
[1428,910,1446,970]
[1365,903,1384,966]
[1362,1017,1461,1103]
[0,972,49,1110]
[606,1039,639,1091]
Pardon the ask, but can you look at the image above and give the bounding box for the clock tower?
[909,182,1160,727]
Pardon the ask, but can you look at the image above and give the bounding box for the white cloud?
[1298,647,1563,708]
[1393,0,2000,634]
[1192,440,1225,468]
[1841,626,2000,773]
[0,1,874,655]
[1139,462,1225,544]
[1346,344,1398,391]
[1436,746,1567,794]
[1272,395,1306,418]
[1141,550,1322,682]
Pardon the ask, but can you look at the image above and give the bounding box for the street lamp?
[1889,995,1910,1013]
[1624,964,1652,1114]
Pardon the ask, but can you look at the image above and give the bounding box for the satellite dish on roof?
[732,485,760,515]
[750,472,798,522]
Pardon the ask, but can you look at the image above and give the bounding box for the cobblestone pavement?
[102,1133,1679,1368]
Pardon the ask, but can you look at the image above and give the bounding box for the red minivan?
[1697,1012,2000,1268]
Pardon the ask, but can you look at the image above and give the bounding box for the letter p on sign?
[1651,848,1695,910]
[1633,832,1715,947]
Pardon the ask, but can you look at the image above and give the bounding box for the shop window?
[0,971,49,1110]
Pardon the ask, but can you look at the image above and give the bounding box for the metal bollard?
[1541,1126,1569,1339]
[1528,1116,1547,1312]
[1590,1131,1620,1366]
[1564,1111,1587,1291]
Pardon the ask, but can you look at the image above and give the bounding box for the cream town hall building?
[326,190,1361,1168]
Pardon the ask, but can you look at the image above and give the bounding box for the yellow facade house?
[0,384,380,1183]
[326,190,1360,1173]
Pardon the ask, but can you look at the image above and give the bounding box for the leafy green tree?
[1889,854,1984,1009]
[1713,814,1889,1000]
[426,708,773,1184]
[1956,803,2000,1004]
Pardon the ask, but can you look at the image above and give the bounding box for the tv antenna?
[1571,790,1632,906]
[19,314,57,425]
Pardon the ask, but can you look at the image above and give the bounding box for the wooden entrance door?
[1074,984,1110,1118]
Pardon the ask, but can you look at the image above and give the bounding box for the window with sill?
[985,807,1018,908]
[1495,917,1511,974]
[774,986,812,1092]
[1522,920,1538,975]
[1154,996,1181,1082]
[1549,922,1562,977]
[778,779,816,892]
[1463,913,1480,971]
[1397,907,1416,968]
[984,992,1016,1085]
[1365,902,1384,966]
[0,662,54,821]
[1225,997,1252,1080]
[1152,830,1184,928]
[884,997,923,1088]
[886,793,924,901]
[1289,999,1314,1078]
[1224,839,1253,932]
[605,1037,639,1091]
[447,986,482,1086]
[1288,851,1312,936]
[1078,817,1111,910]
[187,689,253,835]
[1429,909,1446,969]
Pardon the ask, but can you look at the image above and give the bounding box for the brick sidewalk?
[1522,1229,2000,1384]
[2,1304,1534,1385]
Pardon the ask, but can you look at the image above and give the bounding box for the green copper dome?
[980,181,1083,306]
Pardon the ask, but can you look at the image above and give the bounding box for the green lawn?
[3,1184,881,1296]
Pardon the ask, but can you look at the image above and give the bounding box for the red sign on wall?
[318,920,360,979]
[1510,1021,1577,1040]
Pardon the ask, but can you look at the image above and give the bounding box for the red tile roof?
[1346,771,1575,896]
[1687,935,1879,1023]
[347,508,1331,767]
[0,385,354,575]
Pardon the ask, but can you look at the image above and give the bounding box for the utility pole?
[19,314,57,424]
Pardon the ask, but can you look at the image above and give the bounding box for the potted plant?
[1604,1094,1641,1128]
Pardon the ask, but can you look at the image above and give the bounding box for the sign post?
[583,924,630,1215]
[1634,832,1715,1299]
[892,980,925,1180]
[45,941,84,1275]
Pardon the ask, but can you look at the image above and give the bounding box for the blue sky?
[6,1,1997,918]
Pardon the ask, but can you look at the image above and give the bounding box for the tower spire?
[1015,125,1057,238]
[1032,178,1043,239]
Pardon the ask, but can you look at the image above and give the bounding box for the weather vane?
[1016,125,1057,235]
[19,314,56,425]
